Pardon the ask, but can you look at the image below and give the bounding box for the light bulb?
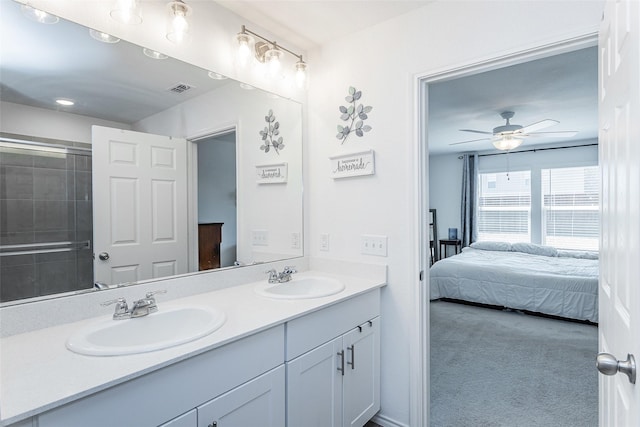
[265,47,282,77]
[110,0,142,25]
[492,135,523,151]
[295,60,307,89]
[166,1,191,44]
[236,33,253,67]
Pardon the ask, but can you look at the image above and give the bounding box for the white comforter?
[430,247,599,322]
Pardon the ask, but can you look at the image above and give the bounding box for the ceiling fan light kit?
[452,110,578,151]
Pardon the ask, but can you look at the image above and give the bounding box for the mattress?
[429,246,599,322]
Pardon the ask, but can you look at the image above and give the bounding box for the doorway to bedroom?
[422,42,600,426]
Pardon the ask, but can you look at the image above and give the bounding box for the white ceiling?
[216,0,435,50]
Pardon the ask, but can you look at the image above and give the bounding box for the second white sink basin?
[255,276,345,299]
[66,306,226,356]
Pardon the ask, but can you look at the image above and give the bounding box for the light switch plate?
[361,234,388,256]
[320,233,330,251]
[252,229,269,246]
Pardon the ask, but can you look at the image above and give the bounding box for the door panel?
[598,0,640,424]
[92,125,188,285]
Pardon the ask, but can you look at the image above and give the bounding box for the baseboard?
[371,413,409,427]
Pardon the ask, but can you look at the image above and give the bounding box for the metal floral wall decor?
[260,109,284,154]
[336,86,373,144]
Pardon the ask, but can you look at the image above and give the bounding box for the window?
[477,171,531,243]
[542,166,599,251]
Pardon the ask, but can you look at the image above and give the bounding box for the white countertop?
[0,269,385,426]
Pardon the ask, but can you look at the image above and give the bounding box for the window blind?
[542,166,599,251]
[477,171,531,243]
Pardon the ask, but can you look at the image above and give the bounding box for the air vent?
[167,82,194,94]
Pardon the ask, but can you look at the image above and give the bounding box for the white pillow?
[469,241,512,252]
[557,250,599,260]
[511,242,558,257]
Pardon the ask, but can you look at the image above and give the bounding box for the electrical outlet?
[252,229,269,246]
[320,233,330,251]
[361,234,388,256]
[291,232,301,249]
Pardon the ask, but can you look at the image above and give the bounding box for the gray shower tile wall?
[0,144,94,302]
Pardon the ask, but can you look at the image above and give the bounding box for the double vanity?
[0,261,386,427]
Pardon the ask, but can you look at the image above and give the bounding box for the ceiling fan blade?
[516,119,559,134]
[459,129,493,135]
[449,137,491,146]
[522,131,579,138]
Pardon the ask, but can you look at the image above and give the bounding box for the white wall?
[135,82,303,264]
[430,141,599,250]
[0,101,130,143]
[306,2,603,425]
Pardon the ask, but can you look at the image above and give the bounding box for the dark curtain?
[460,153,478,247]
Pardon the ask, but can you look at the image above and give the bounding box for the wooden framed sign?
[329,149,375,179]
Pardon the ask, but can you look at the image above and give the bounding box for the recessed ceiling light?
[55,99,75,106]
[21,4,59,24]
[239,83,255,90]
[143,48,168,60]
[207,71,227,80]
[89,29,120,44]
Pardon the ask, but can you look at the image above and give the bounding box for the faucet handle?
[145,289,167,299]
[283,266,297,273]
[101,297,129,318]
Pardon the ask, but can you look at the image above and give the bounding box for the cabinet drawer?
[286,289,380,361]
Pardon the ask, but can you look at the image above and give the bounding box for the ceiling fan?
[450,111,578,150]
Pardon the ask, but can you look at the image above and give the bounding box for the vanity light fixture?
[21,4,59,24]
[89,29,120,44]
[166,0,192,44]
[236,25,308,88]
[143,48,168,59]
[492,135,523,151]
[110,0,143,25]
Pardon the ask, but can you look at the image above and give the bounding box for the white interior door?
[598,0,640,424]
[92,126,188,285]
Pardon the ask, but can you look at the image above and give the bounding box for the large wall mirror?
[0,1,303,305]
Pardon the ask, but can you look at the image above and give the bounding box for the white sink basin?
[66,306,226,356]
[255,276,345,299]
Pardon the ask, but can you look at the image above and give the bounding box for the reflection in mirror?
[0,1,303,304]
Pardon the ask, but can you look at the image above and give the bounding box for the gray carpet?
[430,300,598,427]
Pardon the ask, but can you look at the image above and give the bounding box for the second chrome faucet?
[266,266,297,283]
[102,290,167,320]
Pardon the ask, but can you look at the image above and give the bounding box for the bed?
[429,241,599,322]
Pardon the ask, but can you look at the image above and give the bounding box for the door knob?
[596,353,636,384]
[98,252,110,261]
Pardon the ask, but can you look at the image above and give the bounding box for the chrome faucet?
[102,290,166,320]
[266,266,297,283]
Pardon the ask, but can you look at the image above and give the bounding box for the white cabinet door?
[159,410,197,427]
[286,336,343,427]
[287,317,381,427]
[197,366,285,427]
[343,317,380,427]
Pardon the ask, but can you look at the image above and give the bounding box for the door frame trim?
[187,124,239,272]
[411,32,598,426]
